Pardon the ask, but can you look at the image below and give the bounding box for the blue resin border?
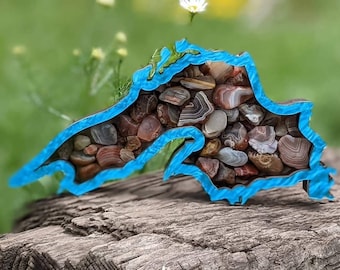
[9,39,336,204]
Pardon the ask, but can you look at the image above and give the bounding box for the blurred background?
[0,0,339,233]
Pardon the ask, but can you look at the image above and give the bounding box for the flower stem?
[189,12,196,24]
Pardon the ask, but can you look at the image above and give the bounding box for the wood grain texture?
[0,148,339,270]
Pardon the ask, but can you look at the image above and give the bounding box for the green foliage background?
[0,0,339,233]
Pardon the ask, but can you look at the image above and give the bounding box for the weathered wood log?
[0,148,339,270]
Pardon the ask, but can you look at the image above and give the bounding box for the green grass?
[1,0,339,233]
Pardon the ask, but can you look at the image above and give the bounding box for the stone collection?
[52,62,312,188]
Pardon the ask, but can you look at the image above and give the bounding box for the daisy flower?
[96,0,115,8]
[179,0,208,13]
[179,0,208,23]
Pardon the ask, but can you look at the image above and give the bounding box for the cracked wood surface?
[0,148,339,270]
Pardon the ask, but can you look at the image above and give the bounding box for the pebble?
[234,164,259,177]
[248,126,278,154]
[125,136,142,152]
[70,151,96,166]
[116,115,139,137]
[248,152,283,175]
[239,104,265,126]
[217,147,248,167]
[200,138,222,157]
[96,145,125,168]
[278,135,311,169]
[180,76,216,90]
[196,157,220,179]
[178,91,214,126]
[120,148,135,162]
[130,94,158,123]
[202,110,228,138]
[74,135,91,151]
[205,61,234,83]
[159,86,191,106]
[90,122,118,145]
[213,84,253,110]
[213,162,236,186]
[157,103,180,127]
[83,144,99,156]
[77,163,101,181]
[221,122,248,151]
[137,115,163,142]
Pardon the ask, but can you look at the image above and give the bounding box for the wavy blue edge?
[9,39,336,205]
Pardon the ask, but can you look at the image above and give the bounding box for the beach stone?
[74,135,91,151]
[126,136,142,152]
[200,138,222,157]
[213,162,236,186]
[90,122,118,145]
[70,151,96,166]
[83,144,99,156]
[196,157,220,179]
[116,115,139,137]
[130,94,158,123]
[120,148,135,163]
[77,163,101,181]
[96,145,125,168]
[159,86,190,106]
[217,147,248,167]
[137,115,163,142]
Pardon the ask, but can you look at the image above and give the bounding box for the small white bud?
[91,47,105,60]
[116,48,128,58]
[115,32,127,43]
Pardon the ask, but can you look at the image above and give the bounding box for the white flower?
[116,47,128,58]
[96,0,115,7]
[91,47,105,60]
[115,31,127,43]
[179,0,208,14]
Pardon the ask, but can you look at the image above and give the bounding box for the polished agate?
[10,40,334,205]
[42,62,318,187]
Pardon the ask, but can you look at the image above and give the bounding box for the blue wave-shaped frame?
[9,39,336,205]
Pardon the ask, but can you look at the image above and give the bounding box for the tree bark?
[1,148,339,270]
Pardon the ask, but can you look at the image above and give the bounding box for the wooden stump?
[0,149,339,270]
